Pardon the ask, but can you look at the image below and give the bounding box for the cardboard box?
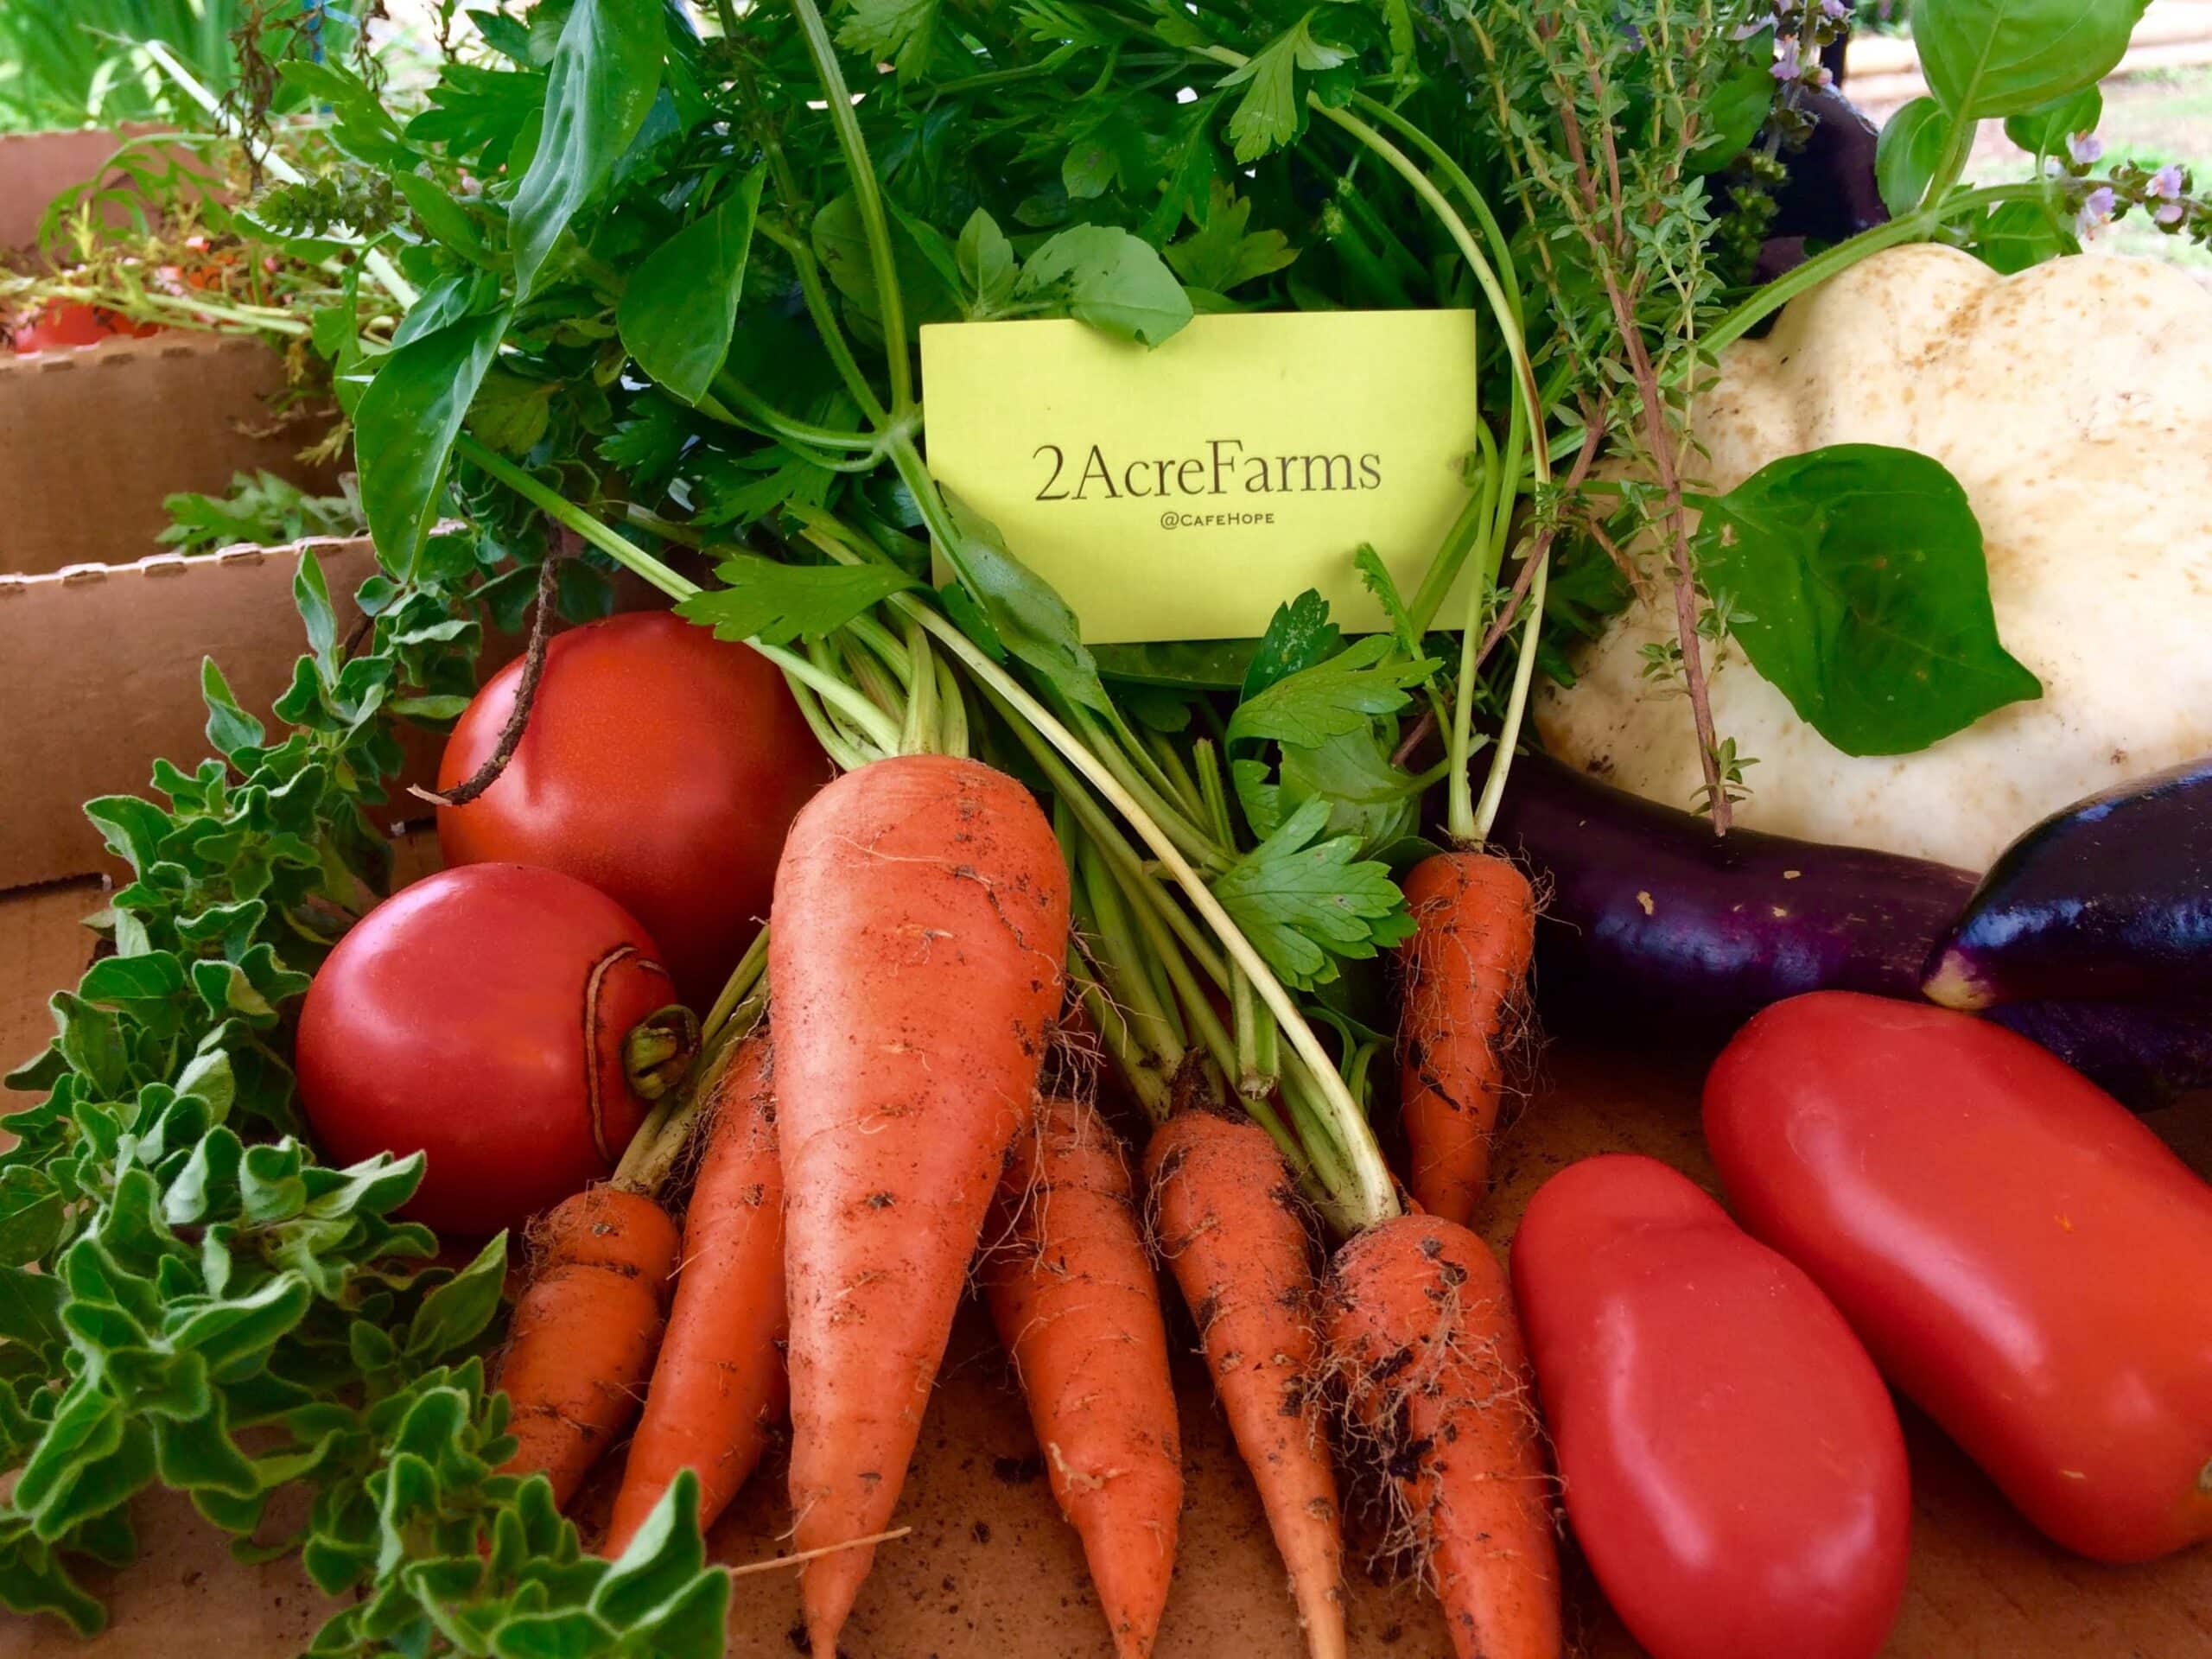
[3,126,341,579]
[0,535,391,890]
[3,873,2209,1656]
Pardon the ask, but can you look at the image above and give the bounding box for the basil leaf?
[510,0,666,296]
[617,167,764,405]
[2004,84,2103,156]
[354,307,509,575]
[1970,197,2081,273]
[1916,0,2146,120]
[935,488,1110,712]
[1016,224,1193,347]
[1875,98,1955,216]
[1695,444,2043,756]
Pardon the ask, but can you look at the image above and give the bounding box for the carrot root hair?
[1325,1214,1562,1659]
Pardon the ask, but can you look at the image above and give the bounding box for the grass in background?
[0,0,360,133]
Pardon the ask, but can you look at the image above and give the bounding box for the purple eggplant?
[1923,756,2212,1012]
[1488,753,1978,1029]
[1987,1001,2212,1111]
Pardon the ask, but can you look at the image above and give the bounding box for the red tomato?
[1706,991,2212,1563]
[1512,1154,1910,1659]
[9,301,159,353]
[436,611,830,1006]
[296,864,674,1236]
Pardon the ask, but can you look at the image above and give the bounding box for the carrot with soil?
[498,1185,683,1509]
[982,1095,1184,1659]
[773,753,1071,1656]
[1327,1216,1561,1659]
[1394,423,1547,1230]
[606,1027,786,1556]
[1145,1109,1347,1659]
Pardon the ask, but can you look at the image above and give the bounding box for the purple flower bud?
[2069,133,2105,165]
[2078,185,2117,235]
[2152,164,2185,200]
[1821,0,1850,15]
[1772,38,1801,80]
[2157,200,2188,226]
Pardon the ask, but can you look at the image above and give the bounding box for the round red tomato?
[1706,992,2212,1563]
[9,301,159,353]
[1513,1154,1910,1659]
[297,863,675,1236]
[436,611,830,1007]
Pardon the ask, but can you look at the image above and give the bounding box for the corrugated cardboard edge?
[0,537,387,891]
[0,328,339,576]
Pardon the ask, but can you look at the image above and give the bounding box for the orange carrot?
[982,1096,1183,1659]
[772,754,1070,1656]
[1326,1214,1560,1659]
[1144,1110,1345,1659]
[498,1185,681,1508]
[1395,851,1535,1227]
[604,1031,785,1556]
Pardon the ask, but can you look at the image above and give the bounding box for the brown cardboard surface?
[0,537,390,891]
[3,868,2209,1658]
[0,126,204,258]
[0,330,337,577]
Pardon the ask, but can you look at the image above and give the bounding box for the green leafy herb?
[1219,14,1350,163]
[1694,443,2044,756]
[1875,97,1955,215]
[1916,0,2145,119]
[1227,635,1439,749]
[1211,798,1415,988]
[354,308,510,575]
[509,0,667,295]
[1015,224,1193,347]
[676,555,920,646]
[617,168,765,405]
[161,474,365,557]
[1165,181,1299,295]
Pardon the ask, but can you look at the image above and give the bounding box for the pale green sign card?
[919,310,1480,644]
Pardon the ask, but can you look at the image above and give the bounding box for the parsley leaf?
[836,0,941,81]
[1218,14,1351,163]
[1212,797,1416,988]
[675,555,919,646]
[1227,635,1440,748]
[160,474,364,557]
[1166,180,1298,294]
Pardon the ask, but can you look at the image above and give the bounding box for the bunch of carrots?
[477,564,1557,1659]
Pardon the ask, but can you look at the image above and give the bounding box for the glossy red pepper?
[1705,991,2212,1563]
[1513,1154,1910,1659]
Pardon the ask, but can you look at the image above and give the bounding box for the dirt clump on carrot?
[605,1030,786,1557]
[982,1094,1183,1659]
[1144,1109,1346,1659]
[1395,852,1537,1227]
[1327,1213,1561,1659]
[772,753,1071,1656]
[497,1185,681,1509]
